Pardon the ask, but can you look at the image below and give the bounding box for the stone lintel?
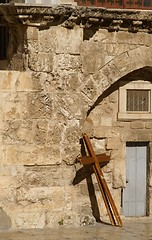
[0,4,152,32]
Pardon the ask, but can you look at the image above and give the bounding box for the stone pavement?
[0,219,152,240]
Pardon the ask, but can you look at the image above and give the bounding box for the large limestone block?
[15,211,45,229]
[56,93,83,120]
[130,121,145,129]
[81,77,97,102]
[2,92,28,120]
[113,52,133,76]
[112,188,122,212]
[28,53,53,72]
[17,186,65,207]
[0,71,31,92]
[93,126,107,138]
[26,27,38,41]
[145,122,152,129]
[38,26,82,54]
[106,137,122,150]
[128,46,152,67]
[38,28,56,53]
[3,120,35,145]
[26,92,53,119]
[5,144,62,165]
[112,158,126,188]
[62,165,76,185]
[58,72,82,92]
[92,70,110,95]
[80,42,106,74]
[21,165,64,187]
[82,117,94,136]
[46,210,65,228]
[0,71,19,91]
[0,179,16,205]
[91,115,113,127]
[46,210,79,228]
[54,54,80,72]
[90,138,106,154]
[0,70,37,92]
[55,27,83,54]
[15,72,34,91]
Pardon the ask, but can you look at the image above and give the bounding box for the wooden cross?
[78,133,122,227]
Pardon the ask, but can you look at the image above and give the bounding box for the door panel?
[123,143,147,217]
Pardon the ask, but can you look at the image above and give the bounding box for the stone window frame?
[118,80,152,120]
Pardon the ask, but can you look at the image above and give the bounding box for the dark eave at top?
[0,3,152,32]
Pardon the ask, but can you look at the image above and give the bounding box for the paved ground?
[0,219,152,240]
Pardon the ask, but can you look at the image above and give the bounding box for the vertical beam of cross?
[82,133,122,227]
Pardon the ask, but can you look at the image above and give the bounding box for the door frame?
[123,141,150,217]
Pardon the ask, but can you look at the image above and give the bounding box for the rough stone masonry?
[0,3,152,229]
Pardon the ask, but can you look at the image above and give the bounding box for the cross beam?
[77,153,110,165]
[80,133,122,227]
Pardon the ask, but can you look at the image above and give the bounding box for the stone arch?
[87,66,152,116]
[86,46,152,116]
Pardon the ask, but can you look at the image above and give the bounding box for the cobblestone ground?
[0,219,152,240]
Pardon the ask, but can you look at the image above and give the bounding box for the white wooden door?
[123,143,147,217]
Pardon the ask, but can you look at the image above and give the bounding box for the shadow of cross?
[74,133,122,227]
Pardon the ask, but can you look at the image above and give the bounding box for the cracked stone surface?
[0,220,151,240]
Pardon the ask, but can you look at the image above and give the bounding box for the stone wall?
[0,5,152,229]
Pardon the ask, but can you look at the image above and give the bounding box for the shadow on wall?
[73,138,109,223]
[0,207,11,230]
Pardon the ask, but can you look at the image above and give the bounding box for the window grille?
[127,89,150,112]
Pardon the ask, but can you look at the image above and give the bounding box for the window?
[118,80,152,120]
[127,89,150,112]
